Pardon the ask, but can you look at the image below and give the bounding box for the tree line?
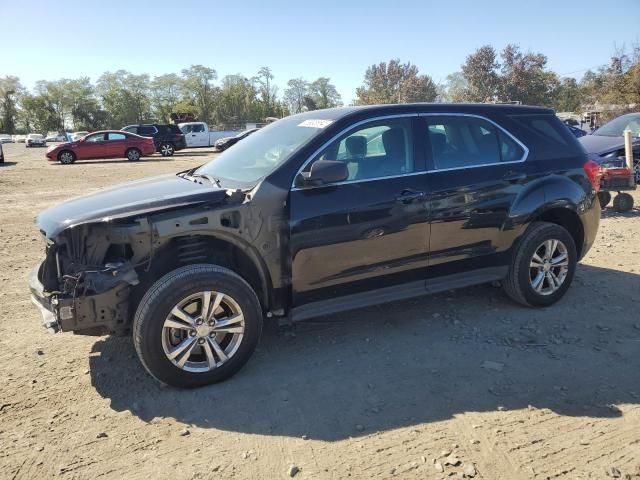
[0,66,343,134]
[1,43,639,134]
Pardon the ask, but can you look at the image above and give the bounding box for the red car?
[45,131,156,165]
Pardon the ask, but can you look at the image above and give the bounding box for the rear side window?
[108,133,126,141]
[425,116,524,170]
[508,114,584,160]
[138,125,157,136]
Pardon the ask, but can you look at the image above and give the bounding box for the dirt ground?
[1,142,639,480]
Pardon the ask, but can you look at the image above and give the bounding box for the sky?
[3,0,639,104]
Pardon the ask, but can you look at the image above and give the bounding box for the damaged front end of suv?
[29,172,266,336]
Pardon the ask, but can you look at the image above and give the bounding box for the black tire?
[159,142,175,157]
[597,191,611,208]
[126,148,141,161]
[503,222,577,307]
[133,264,263,388]
[613,193,634,212]
[57,150,76,165]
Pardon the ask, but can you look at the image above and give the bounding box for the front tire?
[133,264,263,388]
[58,150,76,164]
[126,148,141,161]
[503,222,577,307]
[160,143,175,157]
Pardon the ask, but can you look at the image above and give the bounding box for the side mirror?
[303,160,348,187]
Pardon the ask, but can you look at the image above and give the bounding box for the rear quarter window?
[508,114,584,160]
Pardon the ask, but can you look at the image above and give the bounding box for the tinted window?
[509,114,583,160]
[192,124,205,133]
[311,118,414,181]
[425,116,523,170]
[138,126,156,136]
[108,133,126,141]
[123,126,138,134]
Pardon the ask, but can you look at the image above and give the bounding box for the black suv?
[30,104,600,388]
[122,124,187,156]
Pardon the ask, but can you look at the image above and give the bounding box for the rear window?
[508,114,584,160]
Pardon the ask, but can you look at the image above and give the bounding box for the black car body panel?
[30,103,600,336]
[122,124,187,152]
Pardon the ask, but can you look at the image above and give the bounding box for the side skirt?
[290,266,508,322]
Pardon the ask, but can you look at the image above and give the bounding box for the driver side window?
[85,133,105,143]
[309,118,414,182]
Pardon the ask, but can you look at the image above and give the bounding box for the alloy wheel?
[529,239,569,295]
[161,291,245,373]
[161,144,174,156]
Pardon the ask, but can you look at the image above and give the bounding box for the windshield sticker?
[298,119,334,129]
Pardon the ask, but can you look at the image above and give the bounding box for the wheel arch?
[509,175,589,258]
[134,232,273,314]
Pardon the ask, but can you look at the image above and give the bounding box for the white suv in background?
[26,134,47,147]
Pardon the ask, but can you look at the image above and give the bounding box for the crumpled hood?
[37,173,228,238]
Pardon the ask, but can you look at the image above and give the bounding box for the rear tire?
[160,143,175,157]
[503,222,577,307]
[133,264,263,388]
[597,191,611,208]
[613,193,634,212]
[126,148,141,161]
[58,150,76,165]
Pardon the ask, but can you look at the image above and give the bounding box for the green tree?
[151,73,183,122]
[181,65,217,124]
[20,94,58,133]
[283,78,310,114]
[553,77,582,112]
[216,75,260,125]
[498,44,558,106]
[0,76,25,133]
[97,70,152,127]
[442,72,467,102]
[253,67,278,118]
[460,46,500,102]
[355,59,437,105]
[309,77,342,109]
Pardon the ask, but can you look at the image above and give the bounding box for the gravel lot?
[1,142,639,480]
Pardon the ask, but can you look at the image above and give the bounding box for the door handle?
[396,189,426,204]
[502,170,526,182]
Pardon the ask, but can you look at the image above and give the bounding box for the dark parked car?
[579,112,640,184]
[213,128,259,152]
[0,142,4,163]
[122,124,187,157]
[45,130,156,164]
[30,104,600,388]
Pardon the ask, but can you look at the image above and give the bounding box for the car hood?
[37,173,229,238]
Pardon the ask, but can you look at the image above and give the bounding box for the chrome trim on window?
[291,114,419,191]
[419,112,529,171]
[290,112,529,191]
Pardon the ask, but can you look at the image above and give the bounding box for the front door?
[289,116,430,308]
[77,132,107,159]
[420,114,533,280]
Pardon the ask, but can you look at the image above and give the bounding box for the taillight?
[584,159,601,192]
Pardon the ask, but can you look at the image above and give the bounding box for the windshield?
[593,114,640,137]
[196,115,330,185]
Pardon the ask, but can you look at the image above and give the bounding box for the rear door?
[421,114,533,281]
[289,115,430,308]
[105,132,128,157]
